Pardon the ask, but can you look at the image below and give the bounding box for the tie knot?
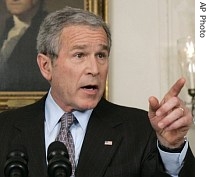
[60,112,74,130]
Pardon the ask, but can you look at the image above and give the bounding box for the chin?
[79,100,99,110]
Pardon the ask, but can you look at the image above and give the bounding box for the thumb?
[148,96,160,118]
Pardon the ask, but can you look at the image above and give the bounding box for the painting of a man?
[0,0,84,91]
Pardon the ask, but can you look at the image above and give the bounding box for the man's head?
[37,7,111,112]
[5,0,43,20]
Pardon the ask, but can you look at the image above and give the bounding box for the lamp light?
[177,36,195,118]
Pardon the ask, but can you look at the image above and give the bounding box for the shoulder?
[0,94,46,122]
[95,98,149,124]
[31,10,48,25]
[99,97,148,113]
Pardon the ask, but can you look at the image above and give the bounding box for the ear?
[37,54,52,81]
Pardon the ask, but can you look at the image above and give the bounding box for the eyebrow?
[71,44,110,51]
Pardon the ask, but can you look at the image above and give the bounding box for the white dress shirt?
[44,91,92,165]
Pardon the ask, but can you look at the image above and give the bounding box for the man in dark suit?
[0,0,49,91]
[0,7,194,177]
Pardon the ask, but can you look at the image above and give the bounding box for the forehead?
[60,25,108,45]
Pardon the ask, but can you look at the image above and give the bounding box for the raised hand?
[148,78,193,148]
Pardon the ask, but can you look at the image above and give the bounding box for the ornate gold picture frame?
[0,0,108,111]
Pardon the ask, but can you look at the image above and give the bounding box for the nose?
[87,56,99,77]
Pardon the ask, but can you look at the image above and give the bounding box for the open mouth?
[81,85,98,90]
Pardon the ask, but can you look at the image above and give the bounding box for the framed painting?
[0,0,108,111]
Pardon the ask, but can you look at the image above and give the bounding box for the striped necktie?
[56,112,76,177]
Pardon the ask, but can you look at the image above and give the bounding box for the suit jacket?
[0,96,195,177]
[0,9,50,91]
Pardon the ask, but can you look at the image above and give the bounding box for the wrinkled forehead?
[59,25,109,49]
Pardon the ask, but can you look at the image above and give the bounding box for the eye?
[75,53,85,58]
[96,52,108,59]
[96,52,108,64]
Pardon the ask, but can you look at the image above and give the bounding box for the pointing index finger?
[164,77,186,101]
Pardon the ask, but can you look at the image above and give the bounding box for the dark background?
[0,0,84,38]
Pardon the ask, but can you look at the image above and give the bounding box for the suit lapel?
[13,98,48,177]
[76,99,123,177]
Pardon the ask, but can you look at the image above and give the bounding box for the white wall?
[108,0,195,154]
[108,0,164,111]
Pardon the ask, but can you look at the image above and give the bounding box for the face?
[38,25,109,112]
[5,0,40,15]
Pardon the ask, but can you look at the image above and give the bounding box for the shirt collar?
[13,15,30,29]
[73,110,92,132]
[45,89,92,133]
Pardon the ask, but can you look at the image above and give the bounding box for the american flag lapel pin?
[104,140,112,146]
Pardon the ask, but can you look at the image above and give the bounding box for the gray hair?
[36,6,111,59]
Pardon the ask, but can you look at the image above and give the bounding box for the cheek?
[19,0,35,12]
[101,66,109,79]
[24,4,34,11]
[52,65,77,86]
